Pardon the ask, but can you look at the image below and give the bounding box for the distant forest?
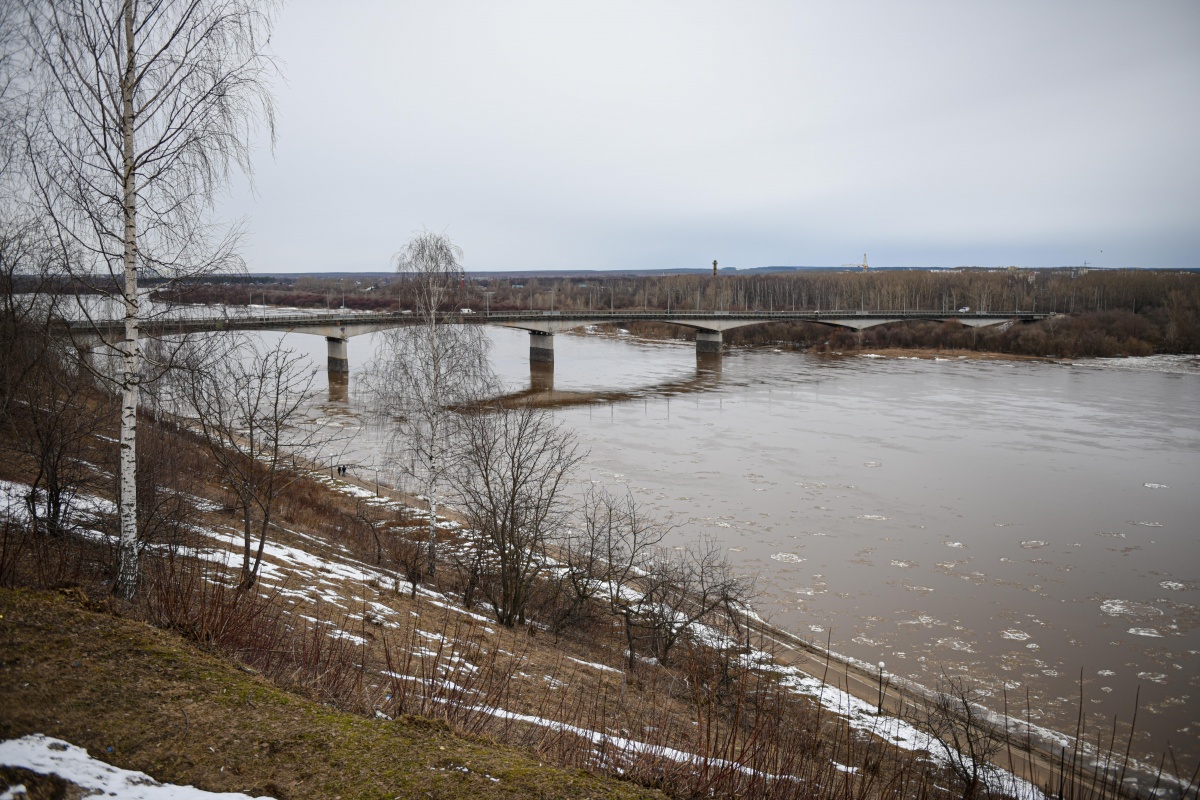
[158,269,1200,358]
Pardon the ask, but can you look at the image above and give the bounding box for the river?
[262,323,1200,771]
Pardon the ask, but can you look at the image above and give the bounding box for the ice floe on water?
[1136,671,1168,683]
[862,461,882,468]
[1128,628,1164,638]
[1069,354,1200,375]
[1000,630,1030,641]
[890,560,916,568]
[1097,669,1116,676]
[1019,540,1048,549]
[943,541,966,548]
[0,734,272,799]
[856,514,889,521]
[1127,521,1162,527]
[1159,580,1187,591]
[770,553,806,563]
[1100,600,1163,620]
[1143,483,1169,489]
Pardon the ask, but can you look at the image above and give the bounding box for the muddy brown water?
[264,324,1199,774]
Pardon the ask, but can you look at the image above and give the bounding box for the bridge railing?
[64,307,1056,335]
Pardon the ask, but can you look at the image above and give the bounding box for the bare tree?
[178,338,320,592]
[904,672,1004,800]
[559,485,669,642]
[0,220,67,423]
[369,231,493,579]
[13,0,278,598]
[6,338,110,539]
[636,538,753,668]
[449,402,583,627]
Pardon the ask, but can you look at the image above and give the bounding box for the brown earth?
[0,587,665,800]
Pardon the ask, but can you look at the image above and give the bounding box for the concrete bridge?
[69,308,1055,375]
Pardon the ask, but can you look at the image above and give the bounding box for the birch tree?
[14,0,277,598]
[369,232,493,578]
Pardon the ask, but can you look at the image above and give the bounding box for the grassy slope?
[0,587,665,800]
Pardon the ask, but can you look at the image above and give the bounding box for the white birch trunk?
[427,471,437,577]
[115,0,141,600]
[426,302,439,577]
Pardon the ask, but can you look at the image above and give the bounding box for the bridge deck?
[67,308,1055,338]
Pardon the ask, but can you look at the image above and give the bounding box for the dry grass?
[0,587,665,800]
[1,413,1188,799]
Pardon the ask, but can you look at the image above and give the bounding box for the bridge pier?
[529,331,554,364]
[695,329,722,355]
[326,336,349,375]
[75,342,97,376]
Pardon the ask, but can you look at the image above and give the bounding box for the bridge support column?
[695,329,722,355]
[326,336,349,375]
[529,331,554,364]
[75,342,97,376]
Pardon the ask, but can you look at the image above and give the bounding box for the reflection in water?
[327,373,349,404]
[695,351,722,378]
[530,361,554,392]
[491,349,727,408]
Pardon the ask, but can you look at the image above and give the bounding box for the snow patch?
[0,735,274,799]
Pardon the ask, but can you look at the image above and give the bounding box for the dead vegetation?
[0,299,1193,797]
[2,406,1194,798]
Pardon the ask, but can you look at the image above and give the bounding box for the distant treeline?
[157,269,1200,357]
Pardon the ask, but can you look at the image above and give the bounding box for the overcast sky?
[218,1,1200,273]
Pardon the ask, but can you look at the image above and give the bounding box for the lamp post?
[877,661,886,714]
[483,291,494,316]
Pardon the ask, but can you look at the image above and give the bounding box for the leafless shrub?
[904,672,1004,799]
[449,402,583,627]
[636,537,754,669]
[143,554,366,707]
[175,337,324,591]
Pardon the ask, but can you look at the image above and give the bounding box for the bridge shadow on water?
[490,352,725,409]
